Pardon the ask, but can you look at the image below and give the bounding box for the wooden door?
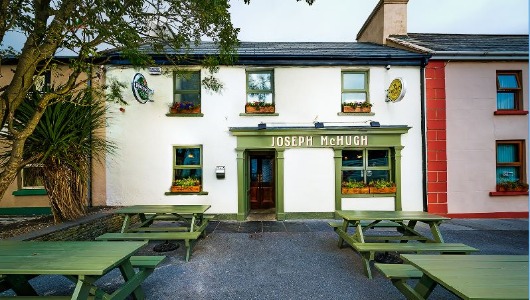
[249,153,275,209]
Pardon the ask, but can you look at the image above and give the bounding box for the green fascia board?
[230,126,411,149]
[229,126,411,135]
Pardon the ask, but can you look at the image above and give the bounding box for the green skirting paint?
[0,207,52,215]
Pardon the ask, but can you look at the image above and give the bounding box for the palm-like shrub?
[7,90,113,223]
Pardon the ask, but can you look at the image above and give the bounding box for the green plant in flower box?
[342,180,367,188]
[172,177,200,187]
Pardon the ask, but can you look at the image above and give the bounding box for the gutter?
[420,58,428,212]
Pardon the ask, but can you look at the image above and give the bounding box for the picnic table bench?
[96,205,211,261]
[376,255,529,300]
[0,241,165,299]
[330,210,479,279]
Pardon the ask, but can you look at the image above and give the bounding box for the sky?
[2,0,529,51]
[229,0,529,42]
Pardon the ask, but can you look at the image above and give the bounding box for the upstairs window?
[341,71,369,111]
[496,71,522,110]
[172,71,201,113]
[246,70,274,105]
[496,140,525,184]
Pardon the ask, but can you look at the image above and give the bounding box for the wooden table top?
[114,205,211,214]
[402,254,529,300]
[336,210,450,222]
[0,241,146,275]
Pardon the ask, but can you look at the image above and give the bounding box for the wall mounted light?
[370,121,380,127]
[258,122,266,130]
[314,122,324,128]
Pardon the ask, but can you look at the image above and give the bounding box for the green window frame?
[341,71,369,108]
[172,145,203,188]
[246,70,274,105]
[341,148,393,186]
[173,71,201,112]
[496,71,522,110]
[496,140,526,184]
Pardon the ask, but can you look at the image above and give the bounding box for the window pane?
[497,144,518,163]
[367,170,390,181]
[175,148,201,166]
[248,73,272,91]
[174,93,200,104]
[174,169,202,184]
[342,150,363,167]
[341,93,366,103]
[247,93,273,103]
[368,150,388,167]
[496,166,520,183]
[498,74,519,89]
[497,93,515,109]
[343,73,365,90]
[175,73,200,90]
[22,166,45,188]
[342,170,363,182]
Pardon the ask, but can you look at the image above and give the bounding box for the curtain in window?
[496,144,519,182]
[497,93,515,109]
[497,75,518,88]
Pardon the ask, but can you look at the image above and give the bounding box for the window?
[496,141,525,184]
[496,71,522,110]
[173,146,202,188]
[342,149,392,184]
[173,71,201,111]
[246,70,274,105]
[20,164,45,189]
[341,71,369,105]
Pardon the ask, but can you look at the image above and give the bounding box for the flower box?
[496,185,529,192]
[342,187,370,194]
[169,103,200,114]
[245,104,275,114]
[170,185,201,193]
[342,106,371,113]
[369,186,397,194]
[496,181,529,192]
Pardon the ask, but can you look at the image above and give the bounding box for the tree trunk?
[42,159,88,223]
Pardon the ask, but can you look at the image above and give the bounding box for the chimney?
[356,0,408,45]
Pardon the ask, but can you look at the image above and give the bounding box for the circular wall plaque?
[131,73,154,104]
[386,77,406,102]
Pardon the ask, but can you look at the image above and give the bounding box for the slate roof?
[106,41,429,66]
[387,33,528,60]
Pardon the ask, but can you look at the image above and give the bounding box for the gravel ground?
[0,218,527,299]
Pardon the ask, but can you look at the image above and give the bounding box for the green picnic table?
[96,205,211,261]
[331,210,478,278]
[0,241,165,299]
[376,254,529,300]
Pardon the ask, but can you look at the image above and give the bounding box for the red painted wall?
[425,61,448,214]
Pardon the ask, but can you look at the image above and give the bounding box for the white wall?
[104,64,424,214]
[445,62,529,214]
[284,148,335,212]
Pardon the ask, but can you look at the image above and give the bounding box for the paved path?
[1,219,528,299]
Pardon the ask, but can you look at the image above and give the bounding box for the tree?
[0,0,241,202]
[3,89,112,222]
[0,0,315,214]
